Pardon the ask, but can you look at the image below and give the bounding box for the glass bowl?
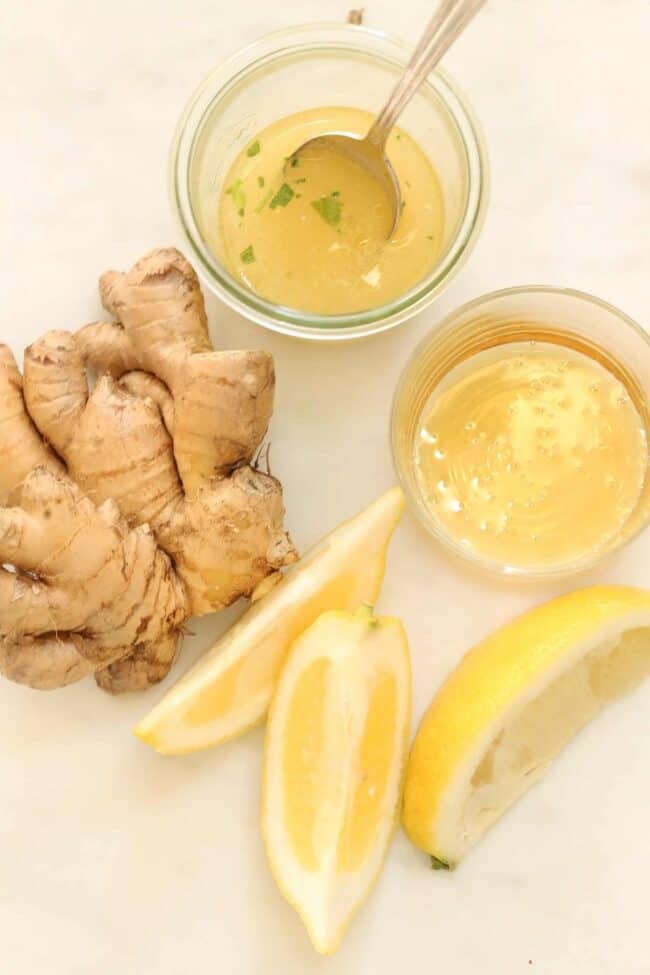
[170,23,489,340]
[391,287,650,577]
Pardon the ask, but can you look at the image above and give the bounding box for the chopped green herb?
[290,156,300,168]
[295,193,302,199]
[396,133,403,141]
[246,140,261,157]
[226,179,246,215]
[427,234,435,241]
[270,183,295,209]
[331,190,340,197]
[240,245,255,264]
[257,176,265,188]
[255,188,274,213]
[294,177,307,184]
[400,200,407,211]
[311,193,342,226]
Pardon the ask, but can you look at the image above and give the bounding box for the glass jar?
[170,23,488,340]
[391,287,650,577]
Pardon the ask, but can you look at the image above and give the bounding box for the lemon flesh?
[403,585,650,866]
[263,607,411,955]
[135,487,405,754]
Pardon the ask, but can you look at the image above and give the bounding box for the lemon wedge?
[403,585,650,867]
[135,487,405,754]
[262,606,411,955]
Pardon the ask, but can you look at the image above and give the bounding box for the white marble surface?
[2,2,649,972]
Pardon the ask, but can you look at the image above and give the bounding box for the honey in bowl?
[415,339,649,570]
[215,106,444,315]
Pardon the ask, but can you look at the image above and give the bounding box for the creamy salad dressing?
[218,106,445,315]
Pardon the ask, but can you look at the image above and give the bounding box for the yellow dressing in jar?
[217,107,445,314]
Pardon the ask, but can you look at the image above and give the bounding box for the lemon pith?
[135,487,405,754]
[403,585,650,866]
[262,607,411,955]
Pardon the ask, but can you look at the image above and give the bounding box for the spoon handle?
[366,0,486,148]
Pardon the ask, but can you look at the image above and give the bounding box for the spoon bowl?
[285,133,401,236]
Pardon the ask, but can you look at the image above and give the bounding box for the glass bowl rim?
[390,283,650,579]
[169,21,490,341]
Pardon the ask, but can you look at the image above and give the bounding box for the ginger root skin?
[25,325,296,617]
[70,248,296,615]
[0,468,188,692]
[77,248,276,488]
[0,345,63,503]
[1,248,295,693]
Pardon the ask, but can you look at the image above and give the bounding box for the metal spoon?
[286,0,486,236]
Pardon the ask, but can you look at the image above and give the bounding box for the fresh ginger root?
[24,248,296,618]
[0,248,295,695]
[0,345,63,498]
[79,247,275,490]
[0,348,187,691]
[0,469,187,692]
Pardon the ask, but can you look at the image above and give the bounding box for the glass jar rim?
[169,22,489,340]
[391,284,650,579]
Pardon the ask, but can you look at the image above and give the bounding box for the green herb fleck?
[240,245,255,264]
[226,179,246,215]
[311,193,342,226]
[331,190,340,197]
[257,176,265,188]
[255,188,274,213]
[431,856,452,871]
[295,193,302,199]
[396,133,403,141]
[290,156,300,168]
[427,234,435,241]
[270,183,295,209]
[294,177,307,184]
[401,200,407,211]
[246,140,261,157]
